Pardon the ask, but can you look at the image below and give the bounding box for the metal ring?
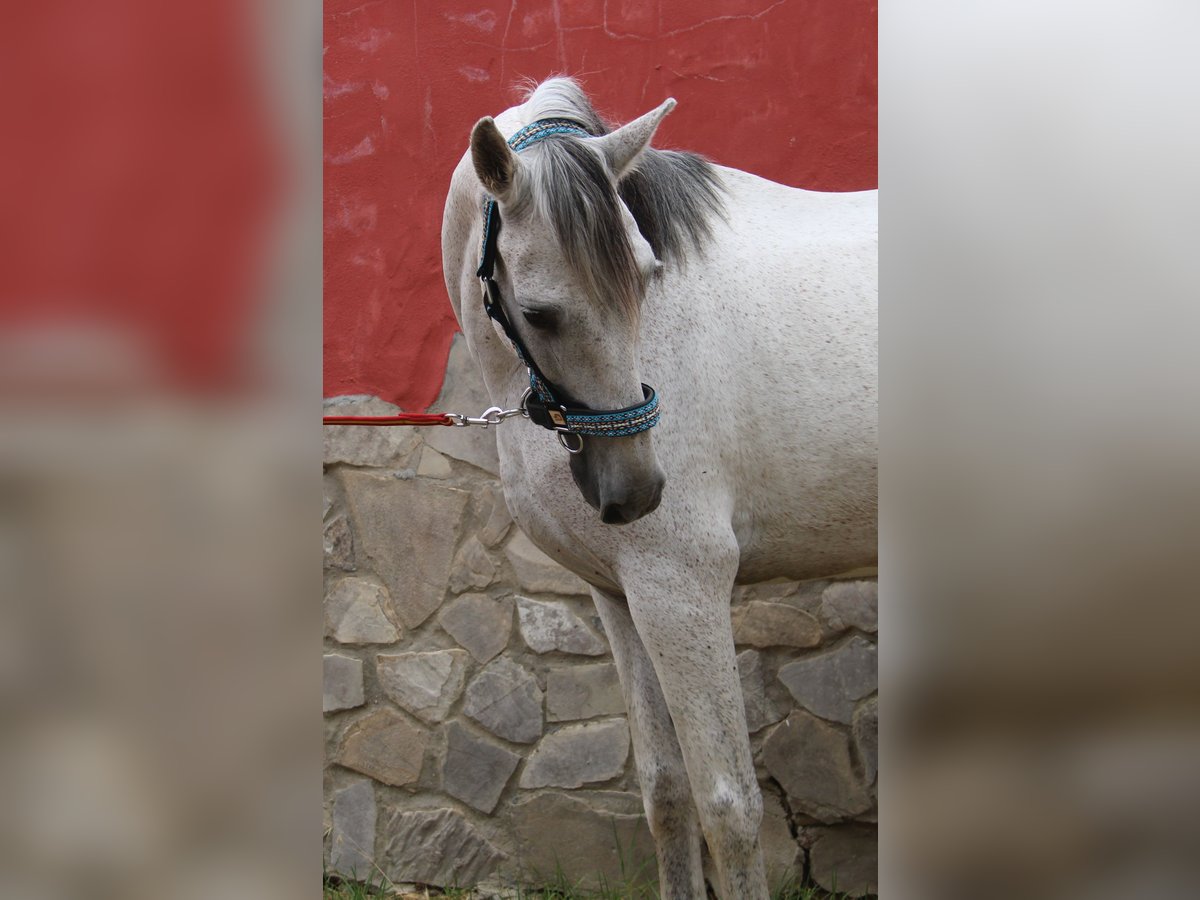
[557,431,584,454]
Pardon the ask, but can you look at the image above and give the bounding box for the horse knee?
[698,780,763,857]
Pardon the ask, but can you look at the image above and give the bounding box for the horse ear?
[594,97,677,180]
[470,117,520,200]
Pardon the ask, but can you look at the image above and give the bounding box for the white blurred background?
[882,3,1200,898]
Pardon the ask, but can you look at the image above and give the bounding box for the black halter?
[475,119,661,444]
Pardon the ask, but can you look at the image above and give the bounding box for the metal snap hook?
[479,406,505,426]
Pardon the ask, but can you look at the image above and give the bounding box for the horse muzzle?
[570,449,665,525]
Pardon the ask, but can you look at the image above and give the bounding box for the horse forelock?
[510,77,727,319]
[526,139,645,322]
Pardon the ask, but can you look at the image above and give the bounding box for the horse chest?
[494,429,625,592]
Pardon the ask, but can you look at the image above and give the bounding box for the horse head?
[468,99,677,525]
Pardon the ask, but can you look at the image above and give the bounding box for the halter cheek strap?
[475,118,662,443]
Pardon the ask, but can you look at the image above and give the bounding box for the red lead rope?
[322,413,454,426]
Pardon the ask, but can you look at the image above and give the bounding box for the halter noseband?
[475,118,661,451]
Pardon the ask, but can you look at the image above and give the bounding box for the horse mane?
[514,77,727,318]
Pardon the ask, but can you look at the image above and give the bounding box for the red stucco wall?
[324,0,877,408]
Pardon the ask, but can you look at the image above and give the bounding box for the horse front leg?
[621,543,769,900]
[591,587,706,899]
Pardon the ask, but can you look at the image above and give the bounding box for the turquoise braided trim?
[479,197,496,262]
[527,368,554,404]
[564,393,661,437]
[508,119,590,151]
[564,391,659,425]
[565,399,659,425]
[566,410,661,437]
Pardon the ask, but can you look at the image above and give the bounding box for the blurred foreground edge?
[0,2,319,899]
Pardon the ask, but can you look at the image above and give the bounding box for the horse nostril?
[600,474,665,525]
[601,503,629,525]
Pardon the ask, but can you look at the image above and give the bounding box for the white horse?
[441,77,876,899]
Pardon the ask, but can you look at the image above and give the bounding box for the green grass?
[322,872,862,899]
[323,820,863,900]
[323,869,396,899]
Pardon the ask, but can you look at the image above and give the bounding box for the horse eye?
[522,308,556,331]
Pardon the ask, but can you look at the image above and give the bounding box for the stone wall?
[323,337,878,896]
